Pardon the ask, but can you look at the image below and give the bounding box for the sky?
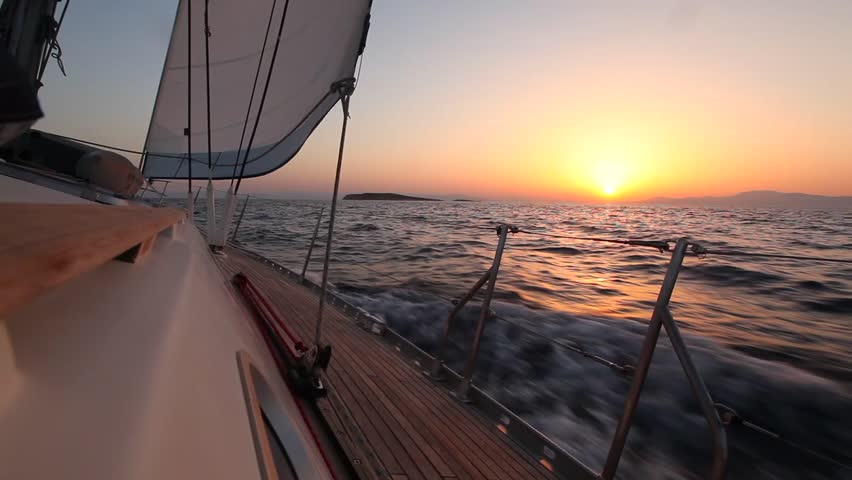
[37,0,852,201]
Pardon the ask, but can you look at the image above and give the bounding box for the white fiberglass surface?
[0,222,332,479]
[0,172,91,204]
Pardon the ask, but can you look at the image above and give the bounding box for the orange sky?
[38,1,852,201]
[240,2,852,201]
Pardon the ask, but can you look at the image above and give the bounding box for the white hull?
[0,175,335,479]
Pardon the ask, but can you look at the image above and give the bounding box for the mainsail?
[141,0,371,179]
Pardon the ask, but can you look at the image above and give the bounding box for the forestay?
[141,0,371,179]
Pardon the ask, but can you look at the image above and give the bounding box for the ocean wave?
[351,222,380,231]
[459,239,490,246]
[798,297,852,314]
[681,264,784,286]
[533,246,584,255]
[789,239,841,250]
[796,280,831,291]
[620,262,666,274]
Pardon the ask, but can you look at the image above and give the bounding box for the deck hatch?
[237,351,304,480]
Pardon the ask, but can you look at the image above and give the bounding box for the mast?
[203,0,216,245]
[185,0,194,220]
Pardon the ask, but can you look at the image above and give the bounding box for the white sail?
[141,0,371,179]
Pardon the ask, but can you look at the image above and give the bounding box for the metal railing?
[427,224,513,401]
[137,179,172,205]
[428,226,728,480]
[224,205,851,479]
[141,182,255,236]
[302,207,324,278]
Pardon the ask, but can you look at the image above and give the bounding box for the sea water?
[193,198,851,479]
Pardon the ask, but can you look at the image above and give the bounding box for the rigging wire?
[486,225,851,264]
[715,404,852,471]
[353,263,406,284]
[42,132,191,161]
[467,225,673,252]
[517,228,673,252]
[354,46,366,88]
[234,0,293,195]
[201,0,217,239]
[693,247,852,265]
[185,0,193,195]
[203,0,213,173]
[315,83,355,346]
[230,0,279,186]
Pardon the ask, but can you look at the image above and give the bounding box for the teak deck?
[215,247,559,480]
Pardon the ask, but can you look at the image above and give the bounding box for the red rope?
[242,277,306,353]
[233,273,339,480]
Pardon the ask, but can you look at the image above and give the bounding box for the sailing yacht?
[0,1,579,479]
[0,1,739,479]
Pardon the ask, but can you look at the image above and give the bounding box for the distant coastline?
[640,190,852,209]
[343,192,441,201]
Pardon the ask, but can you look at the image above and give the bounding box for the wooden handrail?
[0,203,185,317]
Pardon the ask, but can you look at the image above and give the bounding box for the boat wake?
[338,285,852,480]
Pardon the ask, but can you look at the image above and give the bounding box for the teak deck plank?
[215,248,559,480]
[327,365,413,477]
[328,338,456,479]
[317,387,384,480]
[322,328,473,479]
[0,203,183,317]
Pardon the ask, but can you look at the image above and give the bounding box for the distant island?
[642,190,852,209]
[343,193,441,201]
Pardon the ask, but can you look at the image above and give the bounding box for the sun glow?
[556,129,654,201]
[591,154,631,199]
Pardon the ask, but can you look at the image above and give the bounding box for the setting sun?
[554,128,653,201]
[590,150,632,199]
